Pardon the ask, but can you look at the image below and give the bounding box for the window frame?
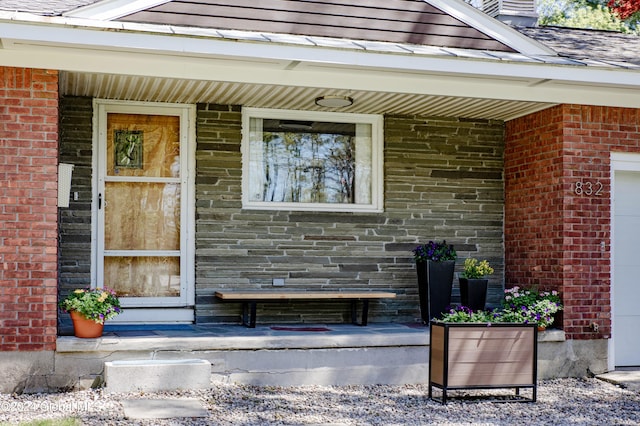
[241,107,384,212]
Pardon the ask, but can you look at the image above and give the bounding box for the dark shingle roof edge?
[0,9,638,71]
[0,0,100,16]
[518,26,640,67]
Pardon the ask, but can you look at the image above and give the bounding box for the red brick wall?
[506,104,640,340]
[0,67,59,351]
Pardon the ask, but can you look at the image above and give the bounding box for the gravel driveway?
[1,377,639,425]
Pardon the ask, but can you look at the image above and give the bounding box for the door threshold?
[108,308,194,324]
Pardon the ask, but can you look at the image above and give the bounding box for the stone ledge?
[57,329,428,352]
[57,326,563,353]
[538,328,565,342]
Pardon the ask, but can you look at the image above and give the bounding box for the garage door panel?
[614,169,640,367]
[615,171,640,214]
[614,316,640,366]
[614,266,640,315]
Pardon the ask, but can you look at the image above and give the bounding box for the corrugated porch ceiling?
[59,72,555,121]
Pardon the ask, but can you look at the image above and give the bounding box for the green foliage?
[438,306,502,323]
[538,0,639,33]
[460,258,494,279]
[436,286,563,328]
[59,287,122,324]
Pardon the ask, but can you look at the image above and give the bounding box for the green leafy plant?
[59,287,122,324]
[412,240,457,262]
[460,258,494,279]
[438,306,501,323]
[435,286,563,328]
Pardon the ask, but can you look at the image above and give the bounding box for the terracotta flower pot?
[70,311,104,338]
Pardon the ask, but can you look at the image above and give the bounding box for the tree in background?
[538,0,640,33]
[608,0,640,19]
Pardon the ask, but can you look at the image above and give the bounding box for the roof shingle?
[0,1,99,16]
[518,26,640,67]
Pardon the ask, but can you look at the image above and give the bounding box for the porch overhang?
[0,12,639,120]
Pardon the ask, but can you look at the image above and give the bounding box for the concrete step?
[104,359,211,393]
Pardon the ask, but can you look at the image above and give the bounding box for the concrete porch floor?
[56,322,432,388]
[50,322,612,394]
[58,322,430,351]
[4,323,608,393]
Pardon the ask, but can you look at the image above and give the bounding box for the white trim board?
[609,152,640,370]
[425,0,556,56]
[64,0,171,20]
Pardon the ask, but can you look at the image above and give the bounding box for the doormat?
[270,326,332,332]
[403,322,428,329]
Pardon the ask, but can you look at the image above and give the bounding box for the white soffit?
[0,13,639,113]
[59,72,556,121]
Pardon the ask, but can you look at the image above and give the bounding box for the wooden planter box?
[429,321,537,404]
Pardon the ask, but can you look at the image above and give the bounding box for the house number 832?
[574,180,604,196]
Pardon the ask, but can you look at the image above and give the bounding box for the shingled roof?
[3,0,638,67]
[519,26,640,67]
[116,0,516,52]
[1,1,638,119]
[0,0,99,16]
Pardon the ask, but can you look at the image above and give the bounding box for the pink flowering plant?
[501,286,562,328]
[59,287,122,324]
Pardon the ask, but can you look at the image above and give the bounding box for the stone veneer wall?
[0,67,59,351]
[56,99,506,327]
[57,96,93,333]
[505,104,640,340]
[195,105,506,324]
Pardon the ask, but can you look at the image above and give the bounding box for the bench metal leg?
[351,300,370,326]
[361,300,369,326]
[242,301,257,328]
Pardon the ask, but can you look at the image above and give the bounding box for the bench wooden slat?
[215,291,396,300]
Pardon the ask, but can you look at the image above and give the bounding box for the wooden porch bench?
[214,291,396,328]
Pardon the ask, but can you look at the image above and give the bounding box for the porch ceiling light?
[314,95,354,108]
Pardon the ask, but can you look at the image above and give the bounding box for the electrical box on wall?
[57,163,74,208]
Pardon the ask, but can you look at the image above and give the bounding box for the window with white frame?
[242,108,383,212]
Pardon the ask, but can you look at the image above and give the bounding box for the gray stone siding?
[57,96,94,333]
[195,106,505,324]
[56,98,505,328]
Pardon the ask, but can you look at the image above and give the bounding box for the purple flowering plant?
[59,287,122,324]
[501,286,562,328]
[412,240,457,263]
[436,286,562,328]
[438,305,500,323]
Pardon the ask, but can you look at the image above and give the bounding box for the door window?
[95,101,194,310]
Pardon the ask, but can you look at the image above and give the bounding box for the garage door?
[613,169,640,366]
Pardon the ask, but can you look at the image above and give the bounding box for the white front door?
[94,100,195,323]
[612,154,640,366]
